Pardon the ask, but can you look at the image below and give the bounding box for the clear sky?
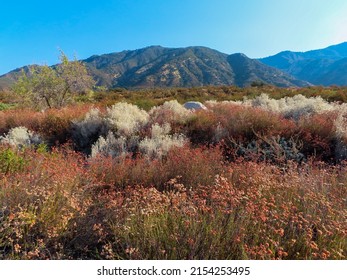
[1,0,347,75]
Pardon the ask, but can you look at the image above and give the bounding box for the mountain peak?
[229,53,249,58]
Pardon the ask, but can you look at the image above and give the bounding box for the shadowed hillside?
[0,46,310,90]
[260,42,347,86]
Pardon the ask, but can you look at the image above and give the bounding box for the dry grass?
[0,92,346,259]
[0,145,346,259]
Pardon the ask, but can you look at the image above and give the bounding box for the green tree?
[13,51,95,109]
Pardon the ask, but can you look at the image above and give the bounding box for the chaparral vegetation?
[0,85,346,260]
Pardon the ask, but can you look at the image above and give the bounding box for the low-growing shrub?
[106,102,149,137]
[247,93,336,120]
[297,112,337,161]
[0,102,14,111]
[89,145,225,190]
[72,108,107,153]
[39,114,71,146]
[73,103,149,155]
[334,104,347,160]
[91,132,128,158]
[227,136,305,164]
[0,142,346,259]
[0,109,43,135]
[149,100,191,125]
[0,147,26,174]
[0,126,42,148]
[1,88,346,260]
[139,123,187,159]
[185,110,220,145]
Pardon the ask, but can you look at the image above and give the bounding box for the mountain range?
[1,42,347,90]
[260,42,347,86]
[83,46,308,88]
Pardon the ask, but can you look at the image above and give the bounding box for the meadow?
[0,86,346,259]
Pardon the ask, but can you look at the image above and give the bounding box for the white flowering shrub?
[91,132,128,158]
[105,102,149,137]
[205,100,242,109]
[73,103,148,155]
[335,104,347,138]
[149,100,191,124]
[334,104,347,160]
[90,122,187,159]
[72,108,107,152]
[151,122,171,137]
[139,123,187,159]
[0,126,42,148]
[247,94,335,120]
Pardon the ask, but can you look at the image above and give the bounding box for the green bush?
[0,103,14,111]
[0,148,26,174]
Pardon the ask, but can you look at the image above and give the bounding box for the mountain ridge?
[7,44,347,90]
[84,46,310,88]
[260,42,347,85]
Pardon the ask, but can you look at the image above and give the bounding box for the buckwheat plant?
[91,132,128,158]
[149,100,191,124]
[139,123,187,159]
[334,104,347,160]
[105,102,149,137]
[247,94,336,120]
[0,126,42,148]
[72,108,107,152]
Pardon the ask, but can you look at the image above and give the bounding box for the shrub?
[334,104,347,160]
[0,126,42,148]
[105,102,149,137]
[75,103,187,158]
[85,160,347,260]
[0,147,89,259]
[0,105,93,147]
[212,102,293,139]
[185,110,220,145]
[247,94,336,120]
[72,108,107,153]
[229,136,305,164]
[1,87,347,260]
[0,109,43,136]
[0,147,26,174]
[139,123,187,159]
[149,100,191,125]
[74,103,150,156]
[39,114,71,146]
[297,112,337,161]
[0,103,14,111]
[0,141,346,259]
[91,132,128,158]
[89,145,225,190]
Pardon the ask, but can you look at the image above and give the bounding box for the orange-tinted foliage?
[0,145,346,259]
[0,95,346,260]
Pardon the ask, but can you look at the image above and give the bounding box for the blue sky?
[1,0,347,75]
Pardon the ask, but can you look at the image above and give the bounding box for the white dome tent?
[183,101,207,111]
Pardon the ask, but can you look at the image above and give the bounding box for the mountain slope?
[260,42,347,85]
[0,46,310,90]
[317,58,347,85]
[83,46,309,88]
[84,46,235,88]
[227,53,308,87]
[92,46,235,88]
[0,66,33,90]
